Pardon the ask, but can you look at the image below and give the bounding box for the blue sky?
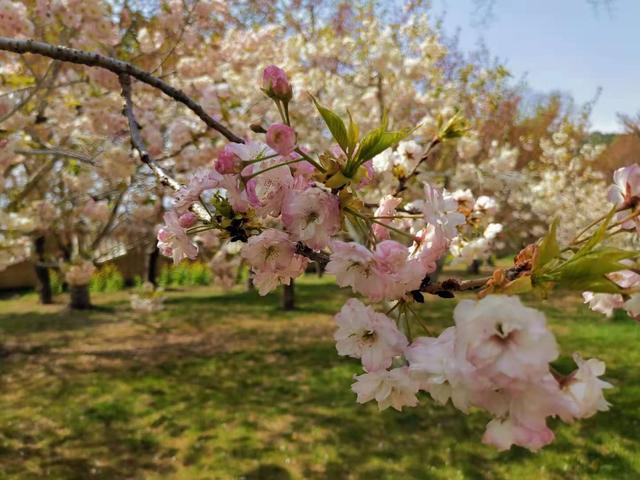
[431,0,640,132]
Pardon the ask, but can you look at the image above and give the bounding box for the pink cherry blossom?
[608,163,640,209]
[607,269,640,289]
[266,123,296,156]
[608,164,640,232]
[357,161,375,187]
[352,367,420,411]
[480,374,573,451]
[157,211,198,264]
[226,141,273,164]
[174,168,221,213]
[562,353,612,419]
[262,65,292,100]
[241,229,308,295]
[410,225,449,274]
[454,295,558,382]
[282,186,340,250]
[246,160,293,216]
[374,240,425,299]
[334,298,408,372]
[406,327,457,404]
[422,182,466,239]
[178,212,197,228]
[624,293,640,319]
[326,241,387,301]
[582,292,624,317]
[372,195,402,240]
[482,417,555,452]
[218,174,251,213]
[215,145,241,174]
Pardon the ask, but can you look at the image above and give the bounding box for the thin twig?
[0,59,57,124]
[15,148,97,166]
[118,73,211,222]
[393,136,441,196]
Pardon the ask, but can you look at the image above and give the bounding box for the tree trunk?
[246,270,255,291]
[33,236,52,304]
[147,245,160,286]
[467,259,482,275]
[432,257,446,282]
[281,280,295,310]
[69,284,91,310]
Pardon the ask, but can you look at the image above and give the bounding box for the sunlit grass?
[0,275,638,479]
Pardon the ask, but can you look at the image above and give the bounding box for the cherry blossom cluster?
[337,295,612,452]
[149,64,624,451]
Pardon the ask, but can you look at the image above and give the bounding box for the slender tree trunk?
[432,257,446,282]
[468,259,482,275]
[246,270,255,292]
[33,236,52,304]
[282,280,295,310]
[147,245,159,286]
[69,284,91,310]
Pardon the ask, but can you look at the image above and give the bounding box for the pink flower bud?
[178,212,198,228]
[215,145,240,174]
[262,65,292,101]
[266,123,296,156]
[157,228,171,242]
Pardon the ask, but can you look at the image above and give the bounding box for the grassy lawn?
[0,275,639,479]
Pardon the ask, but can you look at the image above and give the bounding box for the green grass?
[0,276,638,479]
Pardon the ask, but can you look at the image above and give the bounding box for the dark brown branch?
[420,277,489,297]
[295,242,330,265]
[0,37,244,143]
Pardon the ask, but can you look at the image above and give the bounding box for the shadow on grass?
[0,306,119,336]
[0,281,639,479]
[166,281,350,319]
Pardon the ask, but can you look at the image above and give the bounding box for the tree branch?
[90,187,127,251]
[0,59,57,124]
[118,73,211,223]
[6,157,57,210]
[0,37,244,143]
[15,148,96,165]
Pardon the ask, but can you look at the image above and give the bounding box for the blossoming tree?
[1,0,638,452]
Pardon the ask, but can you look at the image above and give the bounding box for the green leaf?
[310,95,349,153]
[534,218,560,272]
[358,128,412,163]
[356,128,383,163]
[557,247,637,291]
[501,275,533,295]
[324,171,351,189]
[346,110,359,157]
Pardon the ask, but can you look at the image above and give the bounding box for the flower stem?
[243,158,304,181]
[293,147,326,173]
[345,207,416,240]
